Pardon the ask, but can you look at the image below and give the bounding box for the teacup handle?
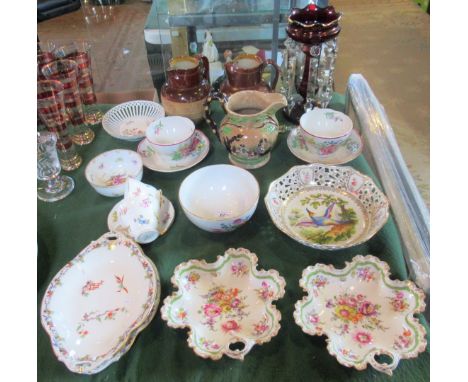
[204,91,228,139]
[263,59,281,91]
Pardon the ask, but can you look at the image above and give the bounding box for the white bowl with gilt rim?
[294,255,427,376]
[178,164,260,232]
[85,149,143,197]
[161,247,286,360]
[264,164,389,250]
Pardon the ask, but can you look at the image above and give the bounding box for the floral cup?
[145,116,196,162]
[299,108,353,156]
[120,179,162,244]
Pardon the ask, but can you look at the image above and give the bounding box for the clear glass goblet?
[37,131,74,202]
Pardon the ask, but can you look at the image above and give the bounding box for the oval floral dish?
[264,164,389,250]
[294,255,426,376]
[161,248,286,360]
[40,232,160,374]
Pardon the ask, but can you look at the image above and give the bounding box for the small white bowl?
[102,100,165,141]
[299,108,353,156]
[179,164,259,232]
[85,149,143,197]
[145,116,195,160]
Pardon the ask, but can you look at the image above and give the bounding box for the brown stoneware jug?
[220,54,280,96]
[161,55,210,123]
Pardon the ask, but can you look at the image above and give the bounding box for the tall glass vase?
[41,59,95,145]
[37,80,83,171]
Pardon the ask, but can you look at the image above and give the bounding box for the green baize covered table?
[37,96,429,381]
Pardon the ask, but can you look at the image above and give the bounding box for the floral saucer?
[137,130,209,173]
[264,164,389,250]
[294,255,426,376]
[161,248,286,360]
[107,195,175,238]
[287,127,363,165]
[41,232,160,374]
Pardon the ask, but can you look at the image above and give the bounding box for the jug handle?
[204,91,227,139]
[197,54,210,82]
[264,59,281,91]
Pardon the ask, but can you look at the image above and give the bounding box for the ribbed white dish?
[102,101,165,141]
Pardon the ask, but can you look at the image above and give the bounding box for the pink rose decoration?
[358,301,376,316]
[203,303,221,318]
[231,298,241,308]
[222,320,240,332]
[353,331,372,345]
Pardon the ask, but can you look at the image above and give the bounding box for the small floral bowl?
[85,150,143,197]
[145,116,196,161]
[179,164,260,232]
[299,108,353,156]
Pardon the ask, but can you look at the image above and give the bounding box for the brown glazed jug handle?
[204,91,227,139]
[197,54,210,82]
[264,59,280,91]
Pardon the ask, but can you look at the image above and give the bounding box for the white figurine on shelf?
[202,30,223,84]
[202,30,219,63]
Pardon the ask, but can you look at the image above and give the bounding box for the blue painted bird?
[296,203,352,228]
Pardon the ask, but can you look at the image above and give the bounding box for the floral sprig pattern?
[307,312,325,334]
[176,308,188,323]
[104,174,127,187]
[231,261,249,277]
[352,267,376,282]
[255,281,275,301]
[252,315,270,336]
[81,280,104,297]
[388,291,409,312]
[199,286,248,331]
[184,271,200,291]
[76,307,128,338]
[393,329,413,350]
[199,337,221,351]
[115,275,128,294]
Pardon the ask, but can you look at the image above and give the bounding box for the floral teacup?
[145,116,196,162]
[299,108,353,156]
[120,179,162,243]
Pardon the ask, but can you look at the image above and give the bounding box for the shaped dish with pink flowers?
[294,255,426,376]
[40,232,160,374]
[161,248,286,360]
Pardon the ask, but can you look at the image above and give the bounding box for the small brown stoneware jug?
[161,55,210,123]
[220,54,280,96]
[205,90,287,169]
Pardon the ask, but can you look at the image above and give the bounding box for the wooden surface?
[37,0,429,204]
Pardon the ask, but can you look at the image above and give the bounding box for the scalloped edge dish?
[293,255,426,376]
[161,248,286,360]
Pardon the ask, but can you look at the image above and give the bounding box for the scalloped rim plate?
[293,255,426,376]
[161,248,286,360]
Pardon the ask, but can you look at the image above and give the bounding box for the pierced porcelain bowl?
[161,248,286,360]
[85,150,143,197]
[294,255,426,376]
[179,164,260,232]
[102,100,165,141]
[264,164,389,250]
